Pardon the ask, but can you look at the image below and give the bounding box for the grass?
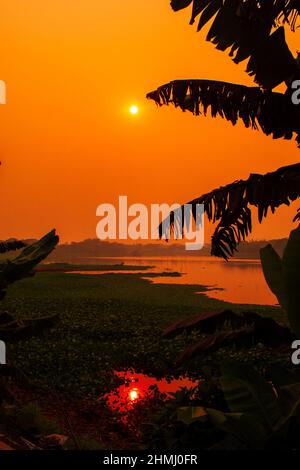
[2,270,284,397]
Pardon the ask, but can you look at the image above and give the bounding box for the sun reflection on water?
[128,387,139,403]
[104,371,197,413]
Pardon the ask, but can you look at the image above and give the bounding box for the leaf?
[206,408,267,448]
[174,312,293,363]
[206,408,242,433]
[147,80,300,147]
[260,244,287,309]
[277,383,300,427]
[282,226,300,337]
[162,309,242,338]
[0,230,59,286]
[221,362,281,432]
[171,0,193,11]
[269,363,300,388]
[242,312,294,349]
[141,131,300,259]
[0,240,26,254]
[176,325,255,363]
[168,0,300,89]
[293,208,300,222]
[177,406,207,425]
[197,0,222,31]
[246,27,298,89]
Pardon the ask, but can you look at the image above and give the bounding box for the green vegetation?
[260,225,300,337]
[2,270,283,397]
[0,230,59,299]
[0,402,59,438]
[151,361,300,450]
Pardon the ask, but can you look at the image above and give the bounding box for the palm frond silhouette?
[147,1,300,258]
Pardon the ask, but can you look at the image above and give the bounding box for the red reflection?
[105,371,197,413]
[128,388,139,402]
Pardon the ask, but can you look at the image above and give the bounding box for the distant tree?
[147,0,300,259]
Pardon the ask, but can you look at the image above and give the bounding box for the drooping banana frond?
[245,27,298,90]
[0,229,59,287]
[147,79,300,145]
[0,240,26,254]
[158,163,300,260]
[170,0,300,88]
[171,0,300,31]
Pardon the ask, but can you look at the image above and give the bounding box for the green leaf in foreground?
[220,361,281,432]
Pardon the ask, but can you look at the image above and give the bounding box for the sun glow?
[128,388,139,402]
[129,105,139,115]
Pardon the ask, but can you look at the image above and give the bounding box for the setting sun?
[129,105,139,115]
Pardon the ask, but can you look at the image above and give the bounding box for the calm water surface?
[105,371,197,413]
[72,256,277,306]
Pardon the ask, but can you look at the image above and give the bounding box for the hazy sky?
[1,1,299,243]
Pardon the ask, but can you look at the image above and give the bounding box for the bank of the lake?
[2,270,284,397]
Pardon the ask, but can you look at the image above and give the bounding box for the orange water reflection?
[70,256,277,305]
[105,371,197,413]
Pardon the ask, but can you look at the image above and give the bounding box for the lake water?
[75,256,277,306]
[105,371,197,413]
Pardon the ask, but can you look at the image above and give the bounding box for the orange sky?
[0,1,300,243]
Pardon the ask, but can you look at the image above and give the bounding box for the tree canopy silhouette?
[170,0,300,89]
[147,0,300,259]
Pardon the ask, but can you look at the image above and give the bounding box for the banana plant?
[147,1,300,259]
[0,229,59,300]
[0,240,26,254]
[260,225,300,337]
[176,361,300,449]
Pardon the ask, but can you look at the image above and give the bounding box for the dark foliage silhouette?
[147,80,300,145]
[156,163,300,259]
[170,0,300,89]
[0,240,26,254]
[147,1,300,258]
